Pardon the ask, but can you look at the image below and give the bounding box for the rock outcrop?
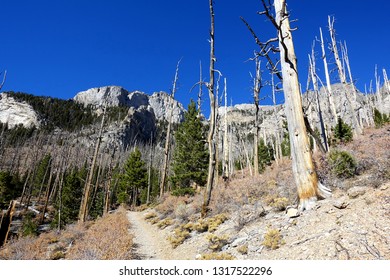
[0,93,40,128]
[73,86,184,123]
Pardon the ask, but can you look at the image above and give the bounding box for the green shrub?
[373,108,390,128]
[329,150,357,178]
[171,187,195,197]
[332,117,353,144]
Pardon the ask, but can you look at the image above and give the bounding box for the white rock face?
[73,86,184,123]
[149,91,184,123]
[0,93,39,128]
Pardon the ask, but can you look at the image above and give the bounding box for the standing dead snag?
[273,0,331,210]
[79,105,106,223]
[202,0,217,217]
[159,59,181,197]
[328,16,362,135]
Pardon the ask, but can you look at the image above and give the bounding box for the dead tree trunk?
[328,16,362,135]
[319,27,338,124]
[222,78,230,180]
[0,200,16,247]
[202,0,217,217]
[309,45,329,152]
[79,106,106,223]
[159,59,181,197]
[253,56,261,176]
[274,0,331,210]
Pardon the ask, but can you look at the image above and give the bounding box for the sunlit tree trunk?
[275,0,331,210]
[203,0,217,217]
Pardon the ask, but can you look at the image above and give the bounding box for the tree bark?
[159,60,181,197]
[319,27,338,124]
[202,0,217,217]
[79,106,106,223]
[275,0,331,210]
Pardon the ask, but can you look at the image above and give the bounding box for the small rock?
[231,237,248,247]
[195,254,202,260]
[286,208,300,218]
[333,198,349,209]
[347,187,367,199]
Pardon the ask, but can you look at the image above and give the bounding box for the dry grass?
[0,207,134,260]
[66,207,133,259]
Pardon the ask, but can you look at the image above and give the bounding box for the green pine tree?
[0,171,23,209]
[52,168,84,228]
[332,117,353,144]
[258,138,274,173]
[170,100,208,195]
[32,154,52,196]
[117,148,147,206]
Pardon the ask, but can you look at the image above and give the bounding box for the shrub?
[262,228,284,250]
[171,187,195,197]
[373,108,390,128]
[156,218,174,229]
[329,150,357,178]
[237,244,248,255]
[199,252,235,260]
[167,225,191,248]
[268,197,289,211]
[207,234,230,251]
[332,117,353,144]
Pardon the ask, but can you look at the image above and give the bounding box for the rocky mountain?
[0,93,40,128]
[73,86,184,124]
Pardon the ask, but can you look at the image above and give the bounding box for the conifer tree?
[258,138,274,173]
[117,148,147,206]
[171,100,208,193]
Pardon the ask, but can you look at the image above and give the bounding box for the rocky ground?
[128,125,390,260]
[130,183,389,260]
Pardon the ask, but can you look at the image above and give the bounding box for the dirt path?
[127,211,201,260]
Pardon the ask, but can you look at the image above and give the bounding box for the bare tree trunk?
[319,27,338,124]
[0,200,16,247]
[222,78,229,179]
[383,68,390,94]
[159,60,181,197]
[328,16,362,135]
[375,65,383,113]
[275,0,331,210]
[147,134,153,204]
[203,0,217,217]
[253,57,261,176]
[309,46,329,152]
[79,106,106,223]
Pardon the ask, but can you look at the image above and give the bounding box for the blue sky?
[1,0,389,112]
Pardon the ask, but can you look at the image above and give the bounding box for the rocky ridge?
[0,93,40,128]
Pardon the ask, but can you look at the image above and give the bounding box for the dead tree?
[252,56,262,176]
[79,105,106,223]
[222,78,230,179]
[308,42,329,152]
[319,27,338,124]
[328,16,362,135]
[0,200,16,247]
[375,65,383,113]
[275,0,331,209]
[202,0,217,217]
[243,0,331,210]
[159,59,181,197]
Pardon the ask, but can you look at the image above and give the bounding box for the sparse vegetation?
[262,228,284,250]
[329,150,357,178]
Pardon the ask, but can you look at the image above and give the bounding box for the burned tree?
[202,0,217,217]
[243,0,331,210]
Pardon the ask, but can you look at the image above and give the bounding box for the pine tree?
[171,100,209,194]
[117,148,147,206]
[258,138,274,173]
[52,168,84,228]
[332,117,353,144]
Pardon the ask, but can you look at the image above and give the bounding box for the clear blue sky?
[1,0,389,112]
